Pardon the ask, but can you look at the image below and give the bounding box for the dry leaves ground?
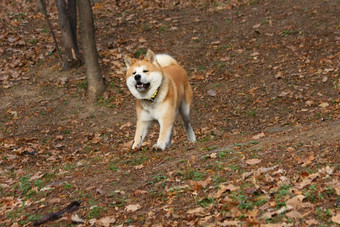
[0,0,339,226]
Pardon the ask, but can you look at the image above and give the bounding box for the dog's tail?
[156,54,178,68]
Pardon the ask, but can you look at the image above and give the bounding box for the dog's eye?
[132,72,136,75]
[143,70,149,73]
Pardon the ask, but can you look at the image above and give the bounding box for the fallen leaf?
[120,122,132,130]
[260,224,283,227]
[125,204,141,212]
[138,37,146,43]
[322,76,328,83]
[319,102,329,108]
[219,220,239,226]
[305,219,319,225]
[97,216,116,227]
[256,165,279,175]
[208,153,217,159]
[191,177,212,191]
[220,56,230,61]
[332,213,340,224]
[246,159,261,165]
[207,89,217,97]
[133,190,147,196]
[29,171,44,181]
[71,214,85,224]
[253,23,261,29]
[252,132,265,140]
[285,210,303,219]
[285,195,305,209]
[211,41,221,45]
[213,184,238,198]
[278,91,289,97]
[301,155,314,167]
[134,164,144,169]
[295,173,319,189]
[187,207,206,216]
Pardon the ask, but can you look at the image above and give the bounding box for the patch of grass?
[246,110,256,117]
[28,38,38,44]
[183,169,206,181]
[63,182,73,190]
[141,24,150,32]
[197,197,214,208]
[108,162,118,171]
[64,164,75,171]
[274,184,292,209]
[159,25,168,31]
[315,207,332,222]
[88,206,107,219]
[96,96,115,108]
[227,164,241,172]
[303,184,317,202]
[248,0,259,5]
[110,192,126,208]
[134,48,147,58]
[217,150,227,158]
[213,175,226,185]
[235,194,254,210]
[6,206,26,223]
[19,175,33,197]
[148,173,166,185]
[77,79,88,89]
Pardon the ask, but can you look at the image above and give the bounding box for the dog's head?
[124,50,163,100]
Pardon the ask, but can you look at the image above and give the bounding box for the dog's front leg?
[132,120,150,150]
[153,115,175,151]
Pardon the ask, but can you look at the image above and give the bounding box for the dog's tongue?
[137,82,144,88]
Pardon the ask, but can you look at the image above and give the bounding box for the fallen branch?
[34,200,81,226]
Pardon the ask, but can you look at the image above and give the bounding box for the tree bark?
[38,0,63,63]
[56,0,81,70]
[77,0,105,103]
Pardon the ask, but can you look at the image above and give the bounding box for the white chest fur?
[140,101,167,122]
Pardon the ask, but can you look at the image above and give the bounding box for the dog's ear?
[145,49,156,63]
[124,56,134,68]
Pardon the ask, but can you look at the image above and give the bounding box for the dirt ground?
[1,0,339,226]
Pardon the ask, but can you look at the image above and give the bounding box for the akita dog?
[124,50,196,150]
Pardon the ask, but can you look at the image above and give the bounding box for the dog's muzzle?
[134,74,150,90]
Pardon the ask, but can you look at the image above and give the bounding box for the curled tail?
[156,54,178,68]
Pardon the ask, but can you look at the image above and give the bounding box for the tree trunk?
[77,0,105,103]
[56,0,81,70]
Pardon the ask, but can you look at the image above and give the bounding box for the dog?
[124,50,196,150]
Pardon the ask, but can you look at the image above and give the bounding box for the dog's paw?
[152,143,165,151]
[132,143,141,151]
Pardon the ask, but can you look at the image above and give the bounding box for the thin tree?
[56,0,82,70]
[77,0,105,103]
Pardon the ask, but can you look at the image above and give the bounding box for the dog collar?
[144,87,159,102]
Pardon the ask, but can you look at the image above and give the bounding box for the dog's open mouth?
[136,82,150,90]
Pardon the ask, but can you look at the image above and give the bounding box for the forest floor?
[1,0,339,226]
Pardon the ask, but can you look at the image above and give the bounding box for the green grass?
[134,48,147,58]
[315,207,332,222]
[183,169,206,181]
[148,173,166,185]
[88,206,107,219]
[108,162,118,171]
[197,197,214,207]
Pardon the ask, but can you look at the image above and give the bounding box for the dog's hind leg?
[179,101,196,142]
[166,127,174,148]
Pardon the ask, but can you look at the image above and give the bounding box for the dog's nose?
[134,74,141,81]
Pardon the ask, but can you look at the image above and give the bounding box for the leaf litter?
[0,0,339,226]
